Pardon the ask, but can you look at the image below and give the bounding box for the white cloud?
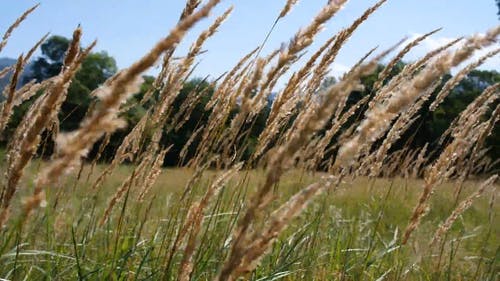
[329,62,351,78]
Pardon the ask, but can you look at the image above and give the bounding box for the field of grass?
[0,161,497,280]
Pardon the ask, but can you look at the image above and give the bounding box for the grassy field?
[0,161,497,280]
[1,1,500,280]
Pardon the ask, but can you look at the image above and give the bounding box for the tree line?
[1,35,499,170]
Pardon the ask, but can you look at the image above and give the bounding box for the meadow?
[0,0,499,280]
[1,159,498,280]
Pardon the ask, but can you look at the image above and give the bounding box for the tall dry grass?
[0,1,498,280]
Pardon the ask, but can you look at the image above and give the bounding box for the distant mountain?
[0,57,35,102]
[0,57,16,69]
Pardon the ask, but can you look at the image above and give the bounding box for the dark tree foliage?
[62,51,117,131]
[497,0,500,18]
[19,36,117,131]
[7,35,117,156]
[2,34,499,170]
[29,36,69,83]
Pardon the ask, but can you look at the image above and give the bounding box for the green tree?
[62,51,117,130]
[29,36,69,82]
[22,35,118,131]
[6,35,118,158]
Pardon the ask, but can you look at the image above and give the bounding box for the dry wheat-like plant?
[0,27,91,226]
[372,28,441,93]
[51,2,220,178]
[430,47,500,111]
[0,55,24,134]
[218,46,386,280]
[218,176,335,280]
[26,0,222,220]
[177,162,243,281]
[402,80,499,244]
[0,4,39,53]
[336,26,500,169]
[152,5,232,126]
[429,175,498,247]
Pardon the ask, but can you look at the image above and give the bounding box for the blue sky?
[1,0,499,87]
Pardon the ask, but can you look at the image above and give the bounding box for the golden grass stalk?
[137,146,171,201]
[171,78,213,131]
[472,103,500,163]
[205,47,259,110]
[309,95,370,170]
[0,65,13,80]
[218,177,334,281]
[438,83,499,147]
[312,39,400,170]
[219,51,384,281]
[99,169,138,226]
[179,125,205,165]
[0,34,92,226]
[151,0,202,85]
[369,80,440,176]
[178,162,243,281]
[101,144,170,225]
[162,156,223,273]
[336,27,500,169]
[180,0,202,21]
[219,59,266,158]
[402,83,499,245]
[306,0,386,99]
[34,0,222,192]
[253,0,386,162]
[454,85,498,145]
[430,47,500,111]
[342,46,378,80]
[63,26,82,67]
[408,38,463,74]
[11,79,39,106]
[0,4,40,53]
[182,155,219,199]
[23,32,50,65]
[0,32,47,81]
[152,6,232,126]
[279,0,299,19]
[0,55,24,134]
[259,0,348,100]
[265,34,337,131]
[20,45,94,213]
[453,102,500,197]
[91,111,150,190]
[369,37,462,111]
[23,1,221,223]
[84,132,111,182]
[400,148,421,178]
[0,33,51,135]
[412,143,429,178]
[372,28,441,93]
[193,56,266,166]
